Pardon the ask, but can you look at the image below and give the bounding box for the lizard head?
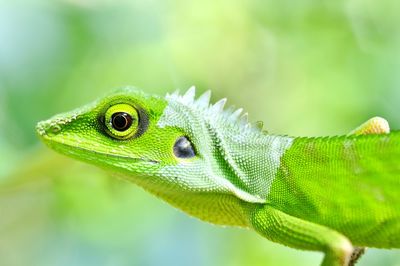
[37,87,269,225]
[36,87,179,181]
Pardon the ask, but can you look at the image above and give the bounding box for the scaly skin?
[36,87,399,266]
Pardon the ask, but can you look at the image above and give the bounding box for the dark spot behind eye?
[111,112,133,131]
[174,136,196,158]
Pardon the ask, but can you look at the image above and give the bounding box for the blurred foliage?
[0,1,400,265]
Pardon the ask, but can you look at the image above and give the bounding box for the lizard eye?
[174,136,196,158]
[111,112,132,131]
[104,103,139,139]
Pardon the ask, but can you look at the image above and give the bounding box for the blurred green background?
[1,1,399,265]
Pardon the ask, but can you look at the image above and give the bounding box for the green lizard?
[36,87,399,266]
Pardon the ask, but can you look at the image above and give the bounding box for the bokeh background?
[1,1,400,265]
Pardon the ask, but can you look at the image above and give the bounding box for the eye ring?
[104,103,139,139]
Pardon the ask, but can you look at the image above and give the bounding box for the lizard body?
[36,87,399,266]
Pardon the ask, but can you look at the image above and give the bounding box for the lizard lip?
[69,144,159,164]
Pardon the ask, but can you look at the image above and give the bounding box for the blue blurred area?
[0,1,399,265]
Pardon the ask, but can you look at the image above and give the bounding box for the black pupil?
[173,136,196,158]
[111,112,133,131]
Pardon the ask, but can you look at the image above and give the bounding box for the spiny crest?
[165,86,267,134]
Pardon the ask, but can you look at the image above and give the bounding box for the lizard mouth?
[36,121,160,165]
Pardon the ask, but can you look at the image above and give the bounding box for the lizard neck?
[206,120,295,202]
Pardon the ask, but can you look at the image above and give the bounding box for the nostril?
[50,124,61,134]
[36,120,62,137]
